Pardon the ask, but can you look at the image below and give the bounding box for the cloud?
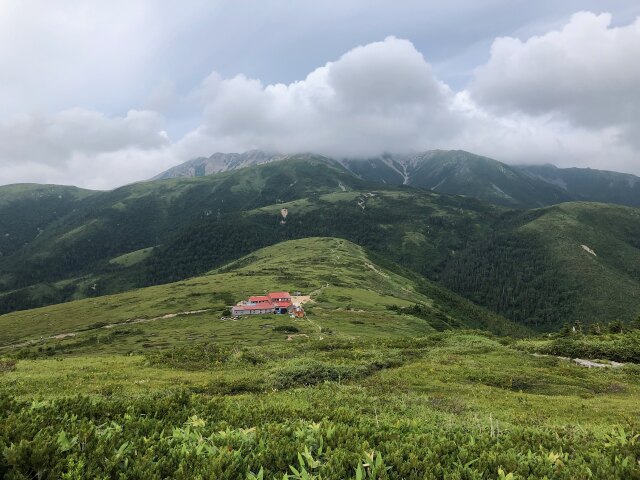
[177,28,640,174]
[180,37,462,157]
[452,91,638,172]
[0,109,175,189]
[2,11,640,188]
[470,12,640,140]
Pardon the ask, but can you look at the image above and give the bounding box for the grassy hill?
[0,157,503,315]
[0,237,523,351]
[0,239,638,478]
[143,193,640,330]
[0,156,374,311]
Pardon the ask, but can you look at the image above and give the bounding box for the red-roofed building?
[231,291,293,315]
[268,292,291,303]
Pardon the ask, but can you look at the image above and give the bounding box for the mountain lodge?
[231,291,297,316]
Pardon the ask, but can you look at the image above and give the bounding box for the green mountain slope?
[0,237,523,349]
[156,149,640,208]
[0,155,368,310]
[0,183,94,257]
[136,186,640,331]
[440,202,640,329]
[342,150,573,208]
[520,164,640,207]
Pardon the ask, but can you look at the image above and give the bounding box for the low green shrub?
[516,331,640,363]
[146,343,232,370]
[273,325,300,333]
[0,391,638,479]
[0,359,17,373]
[270,361,355,389]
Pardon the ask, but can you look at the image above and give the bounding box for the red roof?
[268,292,291,299]
[249,295,271,303]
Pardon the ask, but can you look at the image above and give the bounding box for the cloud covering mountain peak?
[0,7,639,188]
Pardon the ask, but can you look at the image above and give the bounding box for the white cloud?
[180,37,462,157]
[2,11,640,188]
[0,109,176,189]
[452,91,638,172]
[178,29,640,174]
[470,12,640,134]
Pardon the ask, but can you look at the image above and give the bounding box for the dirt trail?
[364,262,388,278]
[286,333,309,341]
[308,283,330,297]
[532,352,625,368]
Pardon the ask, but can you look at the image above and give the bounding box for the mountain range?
[1,152,639,332]
[154,149,640,208]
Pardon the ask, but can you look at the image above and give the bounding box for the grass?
[5,332,638,421]
[514,329,640,363]
[1,332,639,478]
[0,237,518,349]
[1,237,638,478]
[109,247,156,266]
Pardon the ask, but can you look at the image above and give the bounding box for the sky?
[0,1,639,189]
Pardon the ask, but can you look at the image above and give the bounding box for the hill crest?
[153,149,640,208]
[0,237,524,348]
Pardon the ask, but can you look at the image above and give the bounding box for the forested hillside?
[521,164,640,207]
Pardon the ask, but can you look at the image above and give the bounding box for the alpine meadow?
[1,3,640,479]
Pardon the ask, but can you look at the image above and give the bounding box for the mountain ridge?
[154,149,640,208]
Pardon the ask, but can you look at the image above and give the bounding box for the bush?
[608,320,625,334]
[146,343,232,370]
[272,325,300,333]
[270,361,354,389]
[518,330,640,363]
[0,390,638,479]
[0,359,17,373]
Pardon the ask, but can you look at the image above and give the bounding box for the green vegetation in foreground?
[0,237,522,350]
[1,332,639,478]
[0,239,638,478]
